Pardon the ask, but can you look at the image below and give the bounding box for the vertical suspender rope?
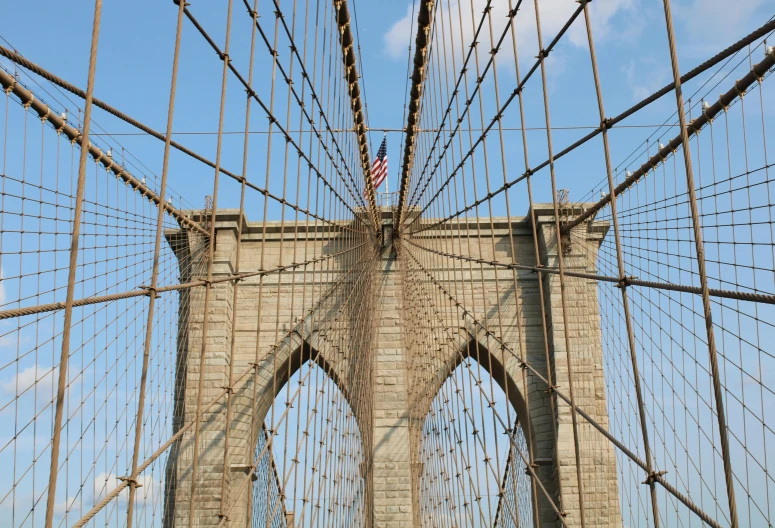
[187,0,235,522]
[44,3,103,527]
[532,0,589,524]
[660,1,740,526]
[581,4,662,526]
[125,0,186,525]
[217,0,261,519]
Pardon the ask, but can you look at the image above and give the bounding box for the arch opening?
[250,352,366,528]
[417,347,535,528]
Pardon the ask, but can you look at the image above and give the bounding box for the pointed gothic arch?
[414,334,536,527]
[250,348,368,528]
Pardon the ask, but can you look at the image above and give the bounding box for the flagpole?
[384,131,389,207]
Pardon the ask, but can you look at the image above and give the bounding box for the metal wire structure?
[395,0,775,527]
[250,430,288,528]
[0,0,377,526]
[492,423,533,528]
[0,1,773,528]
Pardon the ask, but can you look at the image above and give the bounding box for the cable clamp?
[22,93,34,110]
[733,80,745,99]
[139,285,160,299]
[221,385,234,394]
[601,117,613,130]
[617,275,636,289]
[545,384,559,394]
[172,0,190,6]
[119,476,143,488]
[4,79,15,96]
[718,93,730,113]
[642,470,667,485]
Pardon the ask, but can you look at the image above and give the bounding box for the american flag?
[370,136,388,192]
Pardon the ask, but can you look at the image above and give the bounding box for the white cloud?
[0,364,57,397]
[622,58,671,101]
[0,363,85,405]
[674,0,767,54]
[384,4,415,60]
[567,0,637,47]
[0,266,21,350]
[382,0,637,69]
[0,331,18,349]
[744,365,766,387]
[54,496,82,517]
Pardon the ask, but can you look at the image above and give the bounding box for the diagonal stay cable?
[403,0,587,226]
[395,0,434,228]
[182,6,361,220]
[403,236,775,304]
[410,19,775,233]
[0,67,207,235]
[0,240,367,320]
[239,0,370,213]
[69,241,375,528]
[215,252,376,527]
[564,48,775,232]
[401,241,725,528]
[330,0,380,227]
[403,0,523,213]
[396,0,488,226]
[0,45,358,234]
[402,240,567,526]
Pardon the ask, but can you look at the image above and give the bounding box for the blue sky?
[0,0,771,217]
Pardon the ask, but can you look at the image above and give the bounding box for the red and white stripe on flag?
[368,136,388,195]
[372,156,387,189]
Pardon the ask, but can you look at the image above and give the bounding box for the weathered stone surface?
[165,205,621,527]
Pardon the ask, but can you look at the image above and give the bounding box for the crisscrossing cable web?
[395,0,775,526]
[1,0,775,527]
[0,0,378,526]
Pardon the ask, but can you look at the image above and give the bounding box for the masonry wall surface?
[164,206,621,527]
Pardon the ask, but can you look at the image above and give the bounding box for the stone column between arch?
[371,250,415,527]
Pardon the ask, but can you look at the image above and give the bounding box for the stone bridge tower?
[164,205,621,527]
